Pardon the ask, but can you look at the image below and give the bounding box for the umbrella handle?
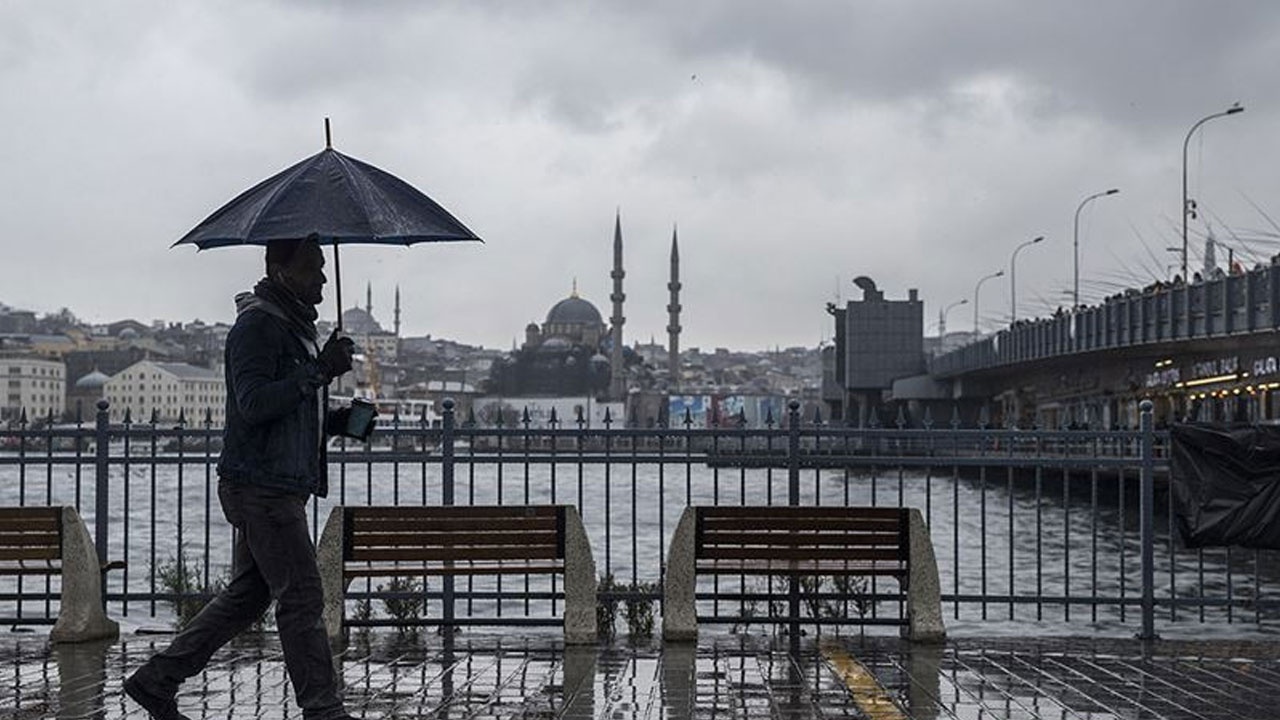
[332,239,343,331]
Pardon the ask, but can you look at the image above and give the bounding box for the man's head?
[265,237,326,306]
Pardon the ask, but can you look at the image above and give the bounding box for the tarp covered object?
[1171,424,1280,549]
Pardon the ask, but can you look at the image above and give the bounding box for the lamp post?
[939,298,967,339]
[1182,102,1244,279]
[1074,189,1119,310]
[974,270,1004,334]
[1010,235,1045,324]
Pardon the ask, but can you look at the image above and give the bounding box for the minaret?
[609,211,626,399]
[667,225,682,388]
[394,285,401,337]
[365,281,373,316]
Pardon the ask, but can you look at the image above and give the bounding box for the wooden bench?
[318,505,596,645]
[662,506,944,642]
[0,506,120,643]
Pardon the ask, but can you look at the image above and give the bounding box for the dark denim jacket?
[217,307,332,497]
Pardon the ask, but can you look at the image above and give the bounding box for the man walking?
[125,237,371,720]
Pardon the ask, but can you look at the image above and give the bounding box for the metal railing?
[3,399,1277,638]
[931,262,1280,377]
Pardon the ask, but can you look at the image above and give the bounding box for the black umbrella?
[173,119,481,328]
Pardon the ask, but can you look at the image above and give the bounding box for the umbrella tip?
[324,117,332,149]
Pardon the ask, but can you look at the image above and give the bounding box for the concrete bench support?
[51,507,119,644]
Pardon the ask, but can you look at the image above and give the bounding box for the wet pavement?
[1,630,1277,719]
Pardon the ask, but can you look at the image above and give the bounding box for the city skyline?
[2,3,1279,349]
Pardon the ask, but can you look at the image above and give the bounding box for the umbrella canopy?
[173,129,481,327]
[173,147,480,249]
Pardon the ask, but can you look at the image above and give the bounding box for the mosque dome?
[74,369,111,389]
[546,296,603,326]
[342,307,383,334]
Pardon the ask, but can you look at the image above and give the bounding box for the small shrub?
[379,576,424,639]
[350,596,374,642]
[623,581,657,642]
[155,553,224,629]
[596,573,619,641]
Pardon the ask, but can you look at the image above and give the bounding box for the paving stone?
[0,631,1276,718]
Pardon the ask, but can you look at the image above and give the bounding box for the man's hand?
[317,330,355,379]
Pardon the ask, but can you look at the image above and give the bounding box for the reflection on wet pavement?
[0,631,1277,718]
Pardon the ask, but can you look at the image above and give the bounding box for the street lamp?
[1182,102,1244,279]
[1010,235,1045,324]
[974,270,1004,334]
[1074,189,1118,310]
[939,298,967,338]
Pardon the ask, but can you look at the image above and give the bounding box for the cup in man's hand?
[347,398,378,440]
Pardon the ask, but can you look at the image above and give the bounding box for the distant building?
[102,360,226,425]
[67,368,110,419]
[823,276,924,424]
[341,282,399,363]
[0,355,66,423]
[486,286,615,397]
[0,307,37,334]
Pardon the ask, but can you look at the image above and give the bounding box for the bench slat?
[350,545,561,563]
[349,530,559,548]
[701,546,905,562]
[0,547,62,562]
[698,506,906,519]
[344,560,564,578]
[696,558,907,576]
[0,530,61,547]
[350,505,559,519]
[0,507,61,521]
[0,518,61,534]
[351,516,558,533]
[700,531,904,548]
[701,517,903,532]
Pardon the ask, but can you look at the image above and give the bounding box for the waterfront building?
[822,277,924,425]
[0,355,66,423]
[102,360,225,425]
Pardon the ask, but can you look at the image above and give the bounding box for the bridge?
[917,263,1280,428]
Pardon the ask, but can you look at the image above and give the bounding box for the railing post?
[440,398,456,636]
[441,398,456,506]
[787,400,801,506]
[1139,398,1157,640]
[93,400,110,608]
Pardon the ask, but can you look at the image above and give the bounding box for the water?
[3,450,1280,637]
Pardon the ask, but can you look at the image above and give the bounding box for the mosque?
[485,214,683,400]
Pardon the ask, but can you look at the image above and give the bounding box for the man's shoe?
[123,673,191,720]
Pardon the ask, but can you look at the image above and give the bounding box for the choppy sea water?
[3,450,1278,638]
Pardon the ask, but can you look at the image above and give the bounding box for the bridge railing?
[1,399,1270,639]
[931,262,1280,377]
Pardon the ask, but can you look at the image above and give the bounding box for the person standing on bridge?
[124,237,373,720]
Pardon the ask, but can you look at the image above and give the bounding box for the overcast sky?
[2,1,1278,351]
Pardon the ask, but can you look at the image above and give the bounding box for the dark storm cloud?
[1,1,1277,349]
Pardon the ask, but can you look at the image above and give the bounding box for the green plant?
[596,573,619,640]
[826,575,872,621]
[155,554,273,633]
[379,576,424,639]
[623,581,657,642]
[351,596,374,640]
[155,553,224,629]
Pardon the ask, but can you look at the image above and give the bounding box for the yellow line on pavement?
[822,640,907,720]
